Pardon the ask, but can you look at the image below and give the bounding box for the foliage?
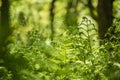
[1,0,120,79]
[2,17,119,80]
[103,18,120,80]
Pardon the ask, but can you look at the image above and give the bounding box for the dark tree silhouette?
[49,0,56,40]
[0,0,12,78]
[88,0,114,39]
[0,0,11,61]
[97,0,114,39]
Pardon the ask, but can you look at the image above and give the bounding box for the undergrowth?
[1,17,120,80]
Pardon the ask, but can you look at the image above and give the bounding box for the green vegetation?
[0,0,120,80]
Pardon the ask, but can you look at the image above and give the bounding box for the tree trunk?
[0,0,12,78]
[97,0,114,39]
[49,0,56,41]
[0,0,11,60]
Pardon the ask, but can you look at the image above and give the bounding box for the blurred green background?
[0,0,120,80]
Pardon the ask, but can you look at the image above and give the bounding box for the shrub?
[5,17,120,80]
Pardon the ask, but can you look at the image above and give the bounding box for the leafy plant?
[102,18,120,80]
[5,17,120,80]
